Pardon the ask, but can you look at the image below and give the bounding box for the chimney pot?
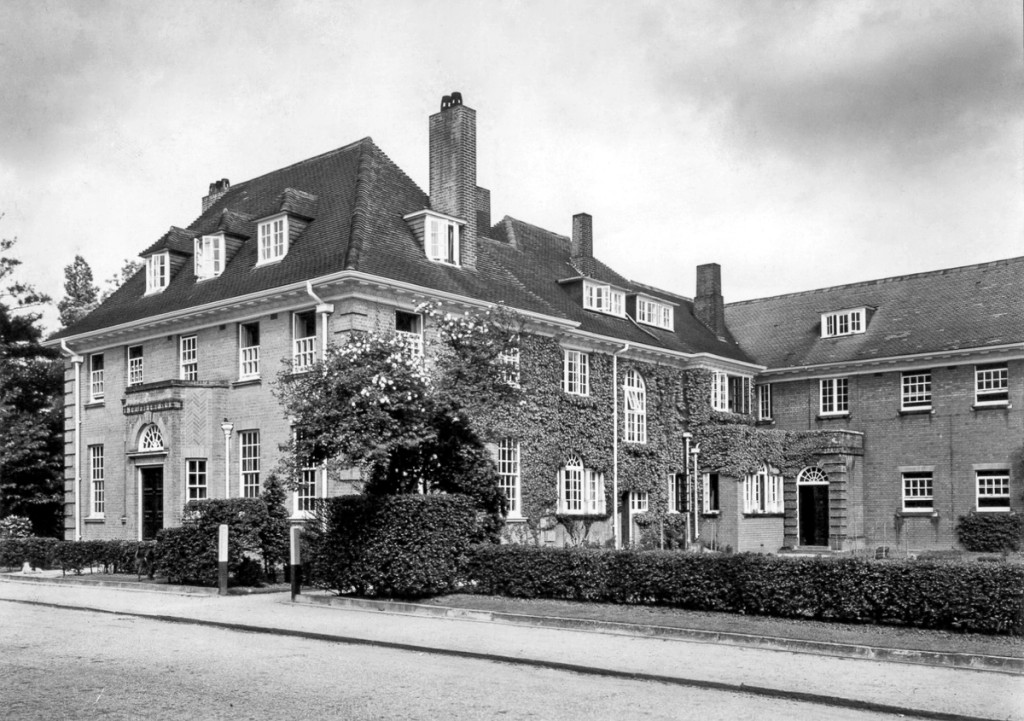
[451,91,462,105]
[202,178,231,213]
[441,95,451,111]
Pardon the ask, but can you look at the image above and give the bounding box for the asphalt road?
[1,601,903,721]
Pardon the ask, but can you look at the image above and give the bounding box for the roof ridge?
[630,279,693,303]
[727,255,1024,307]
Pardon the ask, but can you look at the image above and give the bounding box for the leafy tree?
[57,255,99,328]
[274,304,523,538]
[0,220,63,536]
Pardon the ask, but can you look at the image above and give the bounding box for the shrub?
[464,545,1024,635]
[0,516,33,540]
[305,494,478,599]
[956,513,1023,552]
[51,540,145,575]
[259,475,291,582]
[0,537,60,569]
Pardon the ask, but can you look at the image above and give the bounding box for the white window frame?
[819,377,849,416]
[194,234,224,279]
[623,369,646,444]
[558,456,605,515]
[975,364,1009,406]
[902,471,933,512]
[636,297,673,330]
[427,217,461,265]
[757,383,772,421]
[145,252,169,294]
[497,438,521,518]
[89,445,104,517]
[976,470,1010,512]
[901,370,932,411]
[668,473,686,514]
[711,371,728,411]
[743,465,783,515]
[186,459,208,501]
[500,345,520,388]
[712,372,752,414]
[821,308,866,338]
[629,491,649,513]
[563,350,590,396]
[294,467,318,518]
[257,214,289,265]
[139,424,164,452]
[127,345,144,386]
[240,430,261,498]
[89,354,105,402]
[179,335,198,381]
[292,311,317,371]
[395,311,423,358]
[702,472,720,514]
[239,322,261,380]
[582,281,625,317]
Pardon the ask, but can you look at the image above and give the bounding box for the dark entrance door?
[798,484,829,547]
[141,467,164,541]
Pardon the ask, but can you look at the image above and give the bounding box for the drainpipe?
[305,281,335,358]
[612,343,630,549]
[691,442,702,544]
[683,432,692,543]
[220,420,234,497]
[61,340,84,541]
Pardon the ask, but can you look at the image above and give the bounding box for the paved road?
[2,602,907,721]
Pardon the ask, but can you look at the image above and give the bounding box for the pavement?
[2,570,1022,721]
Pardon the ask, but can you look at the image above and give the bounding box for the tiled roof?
[725,257,1024,369]
[51,136,754,363]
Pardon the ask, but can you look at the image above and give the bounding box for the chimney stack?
[202,178,230,212]
[694,263,727,338]
[429,91,478,268]
[571,213,593,259]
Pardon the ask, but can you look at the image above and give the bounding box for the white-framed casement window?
[294,467,318,517]
[582,281,625,317]
[127,345,144,386]
[975,364,1009,406]
[757,384,772,420]
[427,217,461,265]
[499,346,520,388]
[703,473,720,514]
[292,311,317,371]
[88,354,105,402]
[186,459,208,500]
[497,438,521,518]
[239,322,260,380]
[901,471,933,512]
[821,308,866,338]
[623,369,647,444]
[668,473,686,514]
[901,370,932,411]
[976,470,1010,512]
[179,335,198,381]
[257,215,289,265]
[629,491,649,513]
[636,297,673,330]
[145,252,169,294]
[819,377,849,415]
[194,234,224,279]
[239,430,261,498]
[712,372,752,414]
[563,350,590,396]
[395,311,423,357]
[743,465,783,514]
[558,455,605,515]
[89,445,104,517]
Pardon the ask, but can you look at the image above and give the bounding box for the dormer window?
[194,234,224,279]
[821,308,866,338]
[145,252,169,294]
[257,214,289,265]
[583,281,625,317]
[636,296,673,330]
[427,218,460,265]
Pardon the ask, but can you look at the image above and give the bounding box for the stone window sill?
[84,517,105,524]
[84,401,106,409]
[231,378,262,389]
[817,413,850,420]
[898,407,933,416]
[972,402,1011,411]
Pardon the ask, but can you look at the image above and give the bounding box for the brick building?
[48,94,1021,552]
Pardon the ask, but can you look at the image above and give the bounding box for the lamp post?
[220,419,234,497]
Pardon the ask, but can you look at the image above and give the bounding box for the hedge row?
[305,494,478,599]
[957,513,1023,552]
[465,545,1024,635]
[0,538,147,574]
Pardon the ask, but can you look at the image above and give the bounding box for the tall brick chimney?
[202,178,230,212]
[694,263,727,338]
[430,92,477,268]
[571,213,593,259]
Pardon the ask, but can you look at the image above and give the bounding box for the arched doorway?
[797,467,829,547]
[135,424,166,541]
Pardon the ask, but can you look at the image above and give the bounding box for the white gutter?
[759,343,1024,379]
[612,343,630,549]
[60,340,84,541]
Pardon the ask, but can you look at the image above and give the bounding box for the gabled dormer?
[255,188,318,267]
[631,293,676,330]
[403,209,465,266]
[141,226,192,295]
[821,307,870,338]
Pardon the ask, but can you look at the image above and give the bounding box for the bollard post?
[218,524,229,596]
[290,525,302,600]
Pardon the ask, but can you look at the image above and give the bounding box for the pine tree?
[57,255,99,328]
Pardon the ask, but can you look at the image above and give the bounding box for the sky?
[1,0,1021,332]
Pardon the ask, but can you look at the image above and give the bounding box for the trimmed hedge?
[0,538,152,574]
[957,513,1023,552]
[305,494,478,599]
[465,545,1024,635]
[0,537,60,570]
